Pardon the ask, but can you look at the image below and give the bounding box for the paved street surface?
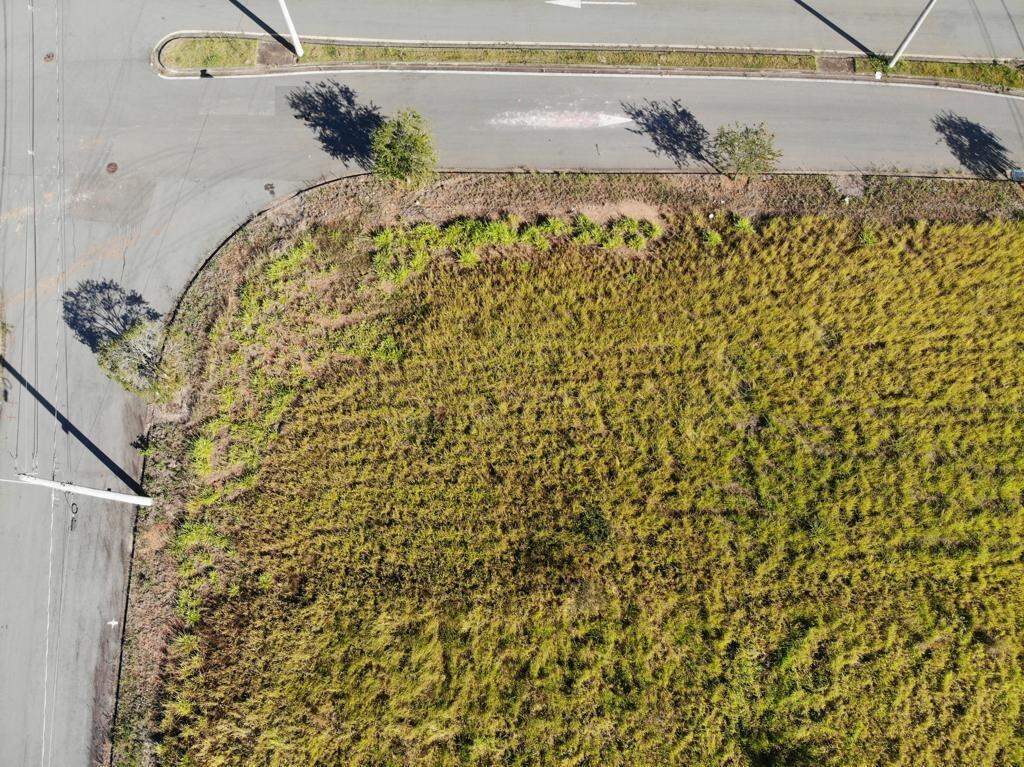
[2,1,1024,766]
[164,0,1024,60]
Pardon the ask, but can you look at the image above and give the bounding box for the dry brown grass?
[112,172,1024,767]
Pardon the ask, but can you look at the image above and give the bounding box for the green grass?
[160,37,257,69]
[158,35,1024,91]
[159,36,814,71]
[302,43,814,71]
[371,216,660,283]
[151,215,1024,767]
[856,56,1024,90]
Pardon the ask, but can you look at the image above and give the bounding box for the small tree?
[711,122,782,177]
[96,319,178,401]
[371,109,436,187]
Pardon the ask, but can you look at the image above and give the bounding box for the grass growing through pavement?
[856,56,1024,90]
[160,37,257,69]
[145,213,1024,767]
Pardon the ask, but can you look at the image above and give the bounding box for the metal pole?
[15,473,152,507]
[276,0,304,58]
[888,0,938,69]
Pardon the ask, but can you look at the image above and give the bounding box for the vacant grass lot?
[147,213,1024,767]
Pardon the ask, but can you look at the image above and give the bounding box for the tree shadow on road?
[622,100,713,169]
[287,81,384,168]
[62,279,160,352]
[932,111,1012,179]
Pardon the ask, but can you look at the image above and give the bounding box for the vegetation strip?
[161,36,258,69]
[159,36,813,74]
[855,56,1024,90]
[158,34,1023,92]
[299,44,814,71]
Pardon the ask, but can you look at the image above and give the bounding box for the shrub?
[859,228,880,247]
[711,122,783,177]
[371,335,403,363]
[370,109,437,188]
[733,215,755,233]
[371,216,662,284]
[702,229,723,247]
[571,214,604,246]
[96,318,177,400]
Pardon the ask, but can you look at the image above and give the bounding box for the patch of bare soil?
[577,199,665,225]
[292,173,1022,233]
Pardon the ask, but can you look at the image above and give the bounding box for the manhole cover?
[106,162,119,174]
[43,52,54,63]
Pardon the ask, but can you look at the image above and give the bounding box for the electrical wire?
[26,0,41,471]
[47,0,70,482]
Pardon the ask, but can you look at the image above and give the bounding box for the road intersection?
[1,1,1023,765]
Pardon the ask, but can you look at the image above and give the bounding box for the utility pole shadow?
[0,357,144,494]
[226,0,295,54]
[791,0,876,57]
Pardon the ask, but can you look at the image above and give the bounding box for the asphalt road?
[2,1,1024,766]
[162,0,1024,60]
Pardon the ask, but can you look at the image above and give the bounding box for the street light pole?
[276,0,304,58]
[888,0,938,69]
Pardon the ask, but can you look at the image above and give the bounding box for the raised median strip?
[158,35,814,74]
[155,33,1024,96]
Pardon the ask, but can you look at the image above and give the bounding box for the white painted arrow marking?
[107,619,119,629]
[546,0,636,7]
[490,110,632,129]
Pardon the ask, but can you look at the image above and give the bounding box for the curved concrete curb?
[153,31,1024,102]
[162,168,1023,336]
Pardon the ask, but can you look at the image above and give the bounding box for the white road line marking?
[157,67,1024,103]
[38,489,56,767]
[491,110,632,128]
[546,0,637,7]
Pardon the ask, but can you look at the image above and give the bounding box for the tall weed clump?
[371,215,662,283]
